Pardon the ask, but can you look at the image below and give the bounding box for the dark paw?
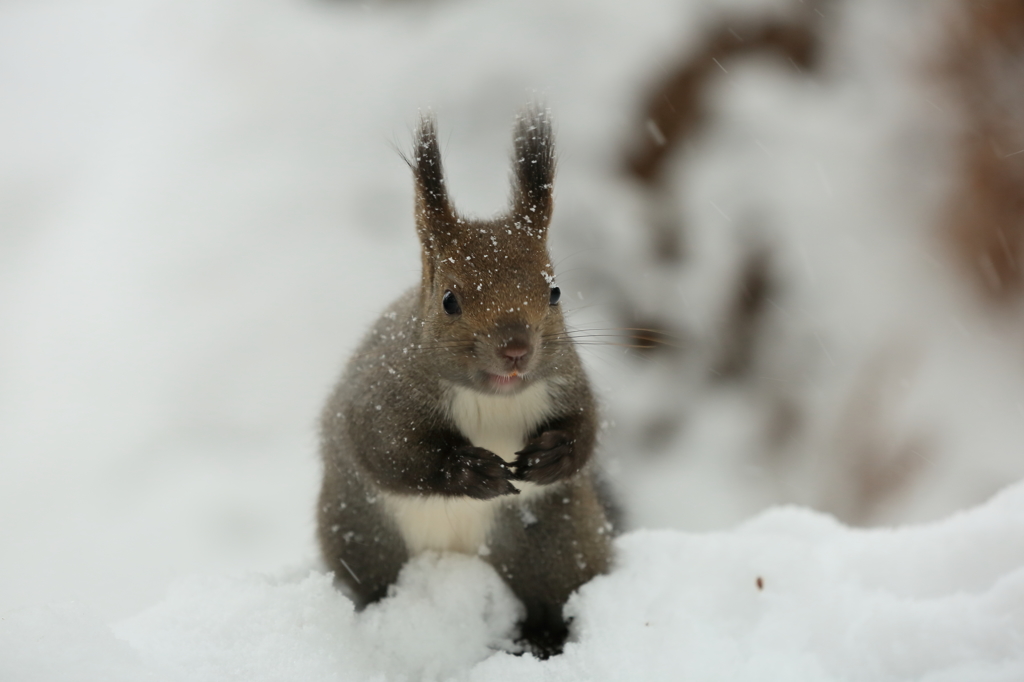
[442,445,519,499]
[514,430,577,485]
[516,618,569,659]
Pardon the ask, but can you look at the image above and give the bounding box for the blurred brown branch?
[942,0,1024,298]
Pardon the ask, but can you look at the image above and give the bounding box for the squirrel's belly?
[383,483,545,555]
[382,494,500,555]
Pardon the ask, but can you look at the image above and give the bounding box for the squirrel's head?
[410,108,568,394]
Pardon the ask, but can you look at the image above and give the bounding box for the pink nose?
[501,344,529,361]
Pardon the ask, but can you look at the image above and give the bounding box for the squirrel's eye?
[442,290,461,315]
[549,287,561,306]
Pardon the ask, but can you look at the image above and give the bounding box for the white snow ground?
[4,482,1024,681]
[2,0,1023,678]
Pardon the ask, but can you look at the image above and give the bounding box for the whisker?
[550,325,677,334]
[561,302,622,316]
[560,341,668,350]
[543,325,685,352]
[544,329,681,340]
[551,246,601,270]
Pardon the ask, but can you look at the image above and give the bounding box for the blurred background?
[2,0,1023,625]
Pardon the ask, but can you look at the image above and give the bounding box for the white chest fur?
[383,380,553,555]
[448,380,553,465]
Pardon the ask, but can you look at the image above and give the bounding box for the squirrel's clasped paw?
[513,430,577,485]
[445,445,520,499]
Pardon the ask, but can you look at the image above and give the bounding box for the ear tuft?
[412,113,454,224]
[512,106,555,226]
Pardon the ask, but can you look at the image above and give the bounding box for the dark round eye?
[442,290,461,315]
[549,286,561,306]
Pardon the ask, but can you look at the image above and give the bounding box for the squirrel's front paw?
[514,430,577,485]
[443,445,520,499]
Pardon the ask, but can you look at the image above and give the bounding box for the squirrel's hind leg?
[487,478,614,658]
[317,464,408,608]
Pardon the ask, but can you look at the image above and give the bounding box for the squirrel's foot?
[443,445,520,499]
[513,430,577,485]
[515,616,569,659]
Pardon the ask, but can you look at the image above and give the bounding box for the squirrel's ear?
[411,114,455,254]
[511,106,555,232]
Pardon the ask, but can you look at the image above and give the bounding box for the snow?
[4,484,1024,681]
[2,0,1024,677]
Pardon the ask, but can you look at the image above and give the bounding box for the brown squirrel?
[316,108,614,657]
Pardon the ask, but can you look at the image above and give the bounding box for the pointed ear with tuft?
[511,106,556,232]
[411,114,457,258]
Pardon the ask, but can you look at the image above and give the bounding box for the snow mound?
[4,482,1022,682]
[113,553,521,682]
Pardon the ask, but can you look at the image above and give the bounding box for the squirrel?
[316,107,615,657]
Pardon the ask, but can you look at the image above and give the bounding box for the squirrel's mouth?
[486,371,525,390]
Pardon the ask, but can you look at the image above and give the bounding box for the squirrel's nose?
[500,341,530,362]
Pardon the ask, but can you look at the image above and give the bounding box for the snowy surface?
[2,0,1024,677]
[4,482,1024,681]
